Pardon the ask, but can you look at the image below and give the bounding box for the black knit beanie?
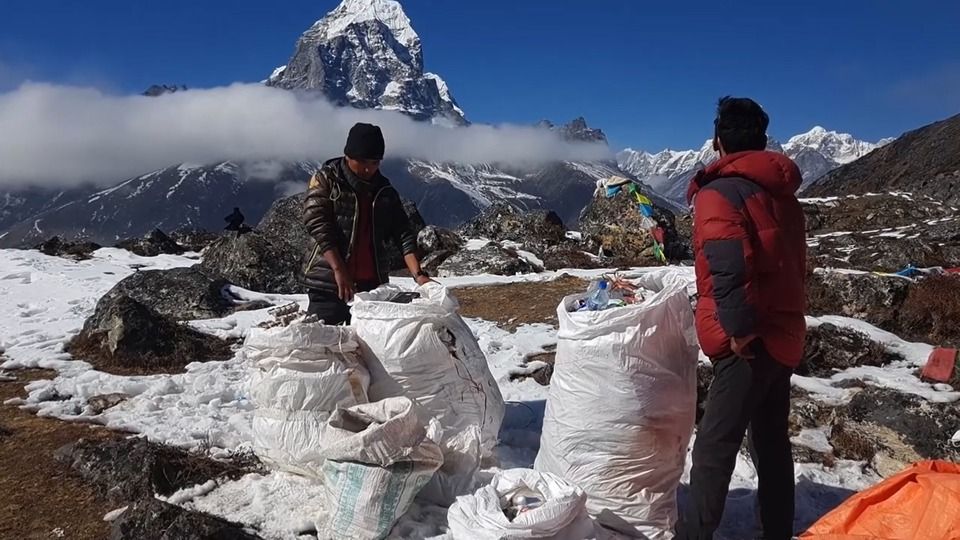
[344,123,385,160]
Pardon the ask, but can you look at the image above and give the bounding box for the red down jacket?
[687,150,807,367]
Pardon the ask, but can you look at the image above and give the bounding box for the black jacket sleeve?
[302,171,338,255]
[389,193,418,256]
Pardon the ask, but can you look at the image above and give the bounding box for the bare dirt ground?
[0,369,121,540]
[452,275,589,330]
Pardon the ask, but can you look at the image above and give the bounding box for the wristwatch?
[415,269,430,279]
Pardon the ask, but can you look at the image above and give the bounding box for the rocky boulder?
[829,387,960,476]
[460,204,567,251]
[201,231,303,294]
[35,236,102,261]
[201,193,426,293]
[55,438,258,504]
[68,296,233,372]
[798,323,903,378]
[807,271,910,330]
[201,193,309,294]
[579,188,688,266]
[93,266,233,322]
[169,228,221,252]
[540,245,604,271]
[115,229,185,257]
[110,498,261,540]
[418,225,464,255]
[437,244,538,277]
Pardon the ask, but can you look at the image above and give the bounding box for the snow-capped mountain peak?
[310,0,419,50]
[784,126,879,165]
[267,0,465,124]
[617,130,879,204]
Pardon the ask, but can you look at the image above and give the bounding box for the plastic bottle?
[585,280,610,311]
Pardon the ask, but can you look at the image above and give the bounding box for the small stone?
[86,393,131,415]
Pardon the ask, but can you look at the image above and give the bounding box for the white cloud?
[0,82,611,187]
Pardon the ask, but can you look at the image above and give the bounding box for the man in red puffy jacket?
[681,97,806,540]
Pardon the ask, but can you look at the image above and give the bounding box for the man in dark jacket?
[300,122,430,324]
[682,97,806,540]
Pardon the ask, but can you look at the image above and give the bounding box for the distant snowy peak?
[783,126,881,165]
[619,128,887,202]
[308,0,419,51]
[267,0,466,124]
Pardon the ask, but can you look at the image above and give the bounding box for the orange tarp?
[802,461,960,540]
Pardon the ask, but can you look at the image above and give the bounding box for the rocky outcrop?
[798,323,903,378]
[169,228,221,252]
[110,498,261,540]
[579,187,688,266]
[899,274,960,347]
[35,236,102,261]
[202,193,310,294]
[115,229,185,257]
[201,192,425,293]
[93,267,233,322]
[201,232,303,295]
[436,244,538,277]
[55,438,258,504]
[830,387,960,476]
[807,271,910,330]
[418,225,464,255]
[803,193,955,235]
[804,193,960,272]
[540,245,603,271]
[68,296,233,372]
[459,204,567,251]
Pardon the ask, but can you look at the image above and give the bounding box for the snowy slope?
[0,161,321,247]
[619,129,889,204]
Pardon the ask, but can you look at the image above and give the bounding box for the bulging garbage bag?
[447,468,596,540]
[353,282,505,504]
[246,321,369,478]
[535,269,698,539]
[320,397,444,540]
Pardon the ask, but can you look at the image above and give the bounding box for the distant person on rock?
[300,122,430,324]
[224,207,249,235]
[681,97,806,540]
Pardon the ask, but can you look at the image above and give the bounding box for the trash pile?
[244,271,699,539]
[573,275,648,312]
[447,469,595,540]
[540,269,699,537]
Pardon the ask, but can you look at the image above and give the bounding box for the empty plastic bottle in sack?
[585,280,610,311]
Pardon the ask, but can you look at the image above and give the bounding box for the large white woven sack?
[447,468,596,540]
[320,397,444,540]
[352,282,505,504]
[535,269,698,539]
[246,321,369,478]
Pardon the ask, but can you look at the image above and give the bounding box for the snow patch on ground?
[0,248,196,371]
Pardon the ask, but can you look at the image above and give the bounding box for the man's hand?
[333,267,356,302]
[730,334,758,359]
[414,274,432,286]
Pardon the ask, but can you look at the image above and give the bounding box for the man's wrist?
[415,269,429,278]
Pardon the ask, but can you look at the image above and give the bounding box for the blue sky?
[1,0,958,151]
